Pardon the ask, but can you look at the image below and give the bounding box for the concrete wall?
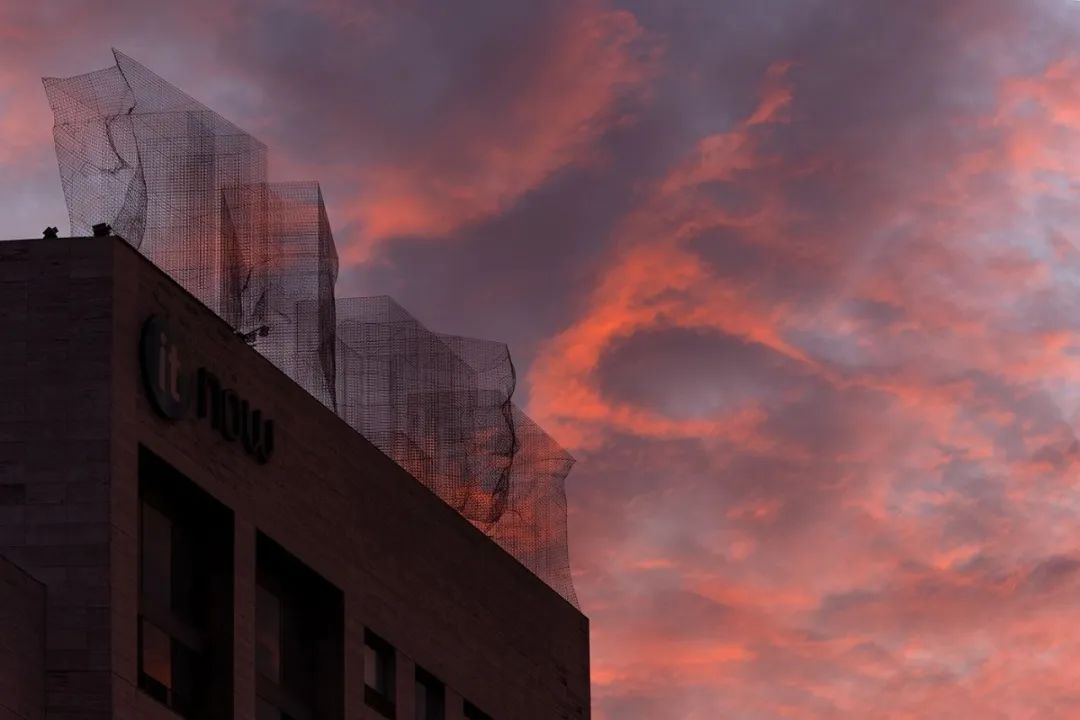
[107,236,589,720]
[0,554,45,720]
[0,238,114,719]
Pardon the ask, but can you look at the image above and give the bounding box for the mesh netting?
[44,50,268,314]
[335,296,516,524]
[42,50,578,606]
[490,408,577,607]
[222,182,340,410]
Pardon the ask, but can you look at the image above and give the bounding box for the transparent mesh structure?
[335,296,516,524]
[42,50,578,607]
[44,50,267,314]
[258,183,339,410]
[491,408,578,607]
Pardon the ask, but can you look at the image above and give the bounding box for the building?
[0,235,590,719]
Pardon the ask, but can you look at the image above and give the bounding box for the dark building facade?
[0,236,590,720]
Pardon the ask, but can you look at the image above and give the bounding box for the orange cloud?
[529,61,802,448]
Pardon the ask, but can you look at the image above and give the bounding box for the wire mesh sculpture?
[336,297,514,525]
[45,50,268,314]
[222,182,340,410]
[43,50,578,607]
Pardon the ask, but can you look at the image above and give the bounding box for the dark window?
[137,616,171,699]
[140,504,172,608]
[256,698,281,720]
[256,585,282,683]
[138,448,233,719]
[414,667,444,720]
[255,697,302,720]
[463,701,493,720]
[256,533,344,720]
[364,629,396,717]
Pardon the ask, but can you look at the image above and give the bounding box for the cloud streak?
[4,0,1080,717]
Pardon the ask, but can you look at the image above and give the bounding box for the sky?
[3,1,1080,717]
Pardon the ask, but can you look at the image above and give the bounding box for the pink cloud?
[547,41,1080,718]
[338,1,658,261]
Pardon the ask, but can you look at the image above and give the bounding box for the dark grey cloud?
[596,327,806,419]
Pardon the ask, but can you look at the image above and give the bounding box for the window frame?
[137,496,208,715]
[414,666,445,720]
[463,700,493,720]
[363,628,397,718]
[136,447,234,719]
[254,577,314,720]
[255,532,344,720]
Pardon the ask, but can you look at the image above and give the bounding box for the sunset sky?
[4,1,1080,717]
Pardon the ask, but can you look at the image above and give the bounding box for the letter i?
[158,331,169,391]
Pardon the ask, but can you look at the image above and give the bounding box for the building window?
[256,698,284,720]
[140,503,172,608]
[256,533,344,720]
[138,448,233,718]
[137,615,172,698]
[463,701,493,720]
[256,585,282,683]
[364,629,396,717]
[414,667,445,720]
[138,502,186,705]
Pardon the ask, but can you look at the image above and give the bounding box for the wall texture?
[0,238,114,719]
[0,554,45,720]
